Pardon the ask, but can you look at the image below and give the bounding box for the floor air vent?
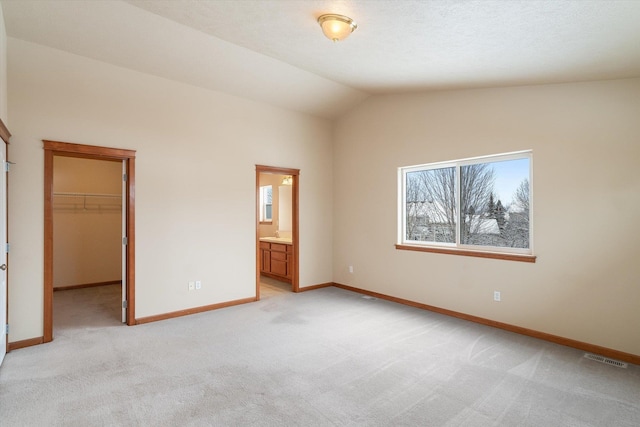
[584,353,628,368]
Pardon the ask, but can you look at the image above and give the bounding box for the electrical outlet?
[195,280,202,290]
[348,265,354,273]
[188,281,195,291]
[494,291,501,302]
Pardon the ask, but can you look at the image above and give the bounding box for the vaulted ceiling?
[3,0,640,119]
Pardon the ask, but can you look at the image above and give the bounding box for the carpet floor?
[1,281,638,426]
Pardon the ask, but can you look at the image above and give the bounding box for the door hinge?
[5,324,8,334]
[4,161,15,172]
[123,173,128,182]
[5,243,9,253]
[123,237,128,245]
[122,301,128,309]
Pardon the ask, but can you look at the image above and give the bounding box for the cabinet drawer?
[271,243,289,252]
[272,251,288,261]
[259,242,271,249]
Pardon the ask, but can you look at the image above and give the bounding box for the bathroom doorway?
[255,165,299,300]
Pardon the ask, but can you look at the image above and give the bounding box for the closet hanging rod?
[52,192,122,212]
[53,192,121,198]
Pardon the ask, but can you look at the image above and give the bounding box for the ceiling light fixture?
[317,14,357,42]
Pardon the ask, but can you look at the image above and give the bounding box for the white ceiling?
[3,0,640,119]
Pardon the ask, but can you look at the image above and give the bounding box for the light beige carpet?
[1,283,638,426]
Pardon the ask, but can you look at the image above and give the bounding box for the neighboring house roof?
[466,216,500,234]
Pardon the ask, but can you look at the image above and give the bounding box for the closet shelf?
[53,192,122,212]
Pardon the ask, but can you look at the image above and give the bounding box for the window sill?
[395,244,536,263]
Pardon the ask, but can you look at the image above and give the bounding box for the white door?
[0,144,8,365]
[121,160,127,323]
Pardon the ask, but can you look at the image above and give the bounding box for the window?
[259,185,273,223]
[399,151,534,261]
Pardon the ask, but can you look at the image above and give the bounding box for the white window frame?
[259,185,273,223]
[398,150,534,260]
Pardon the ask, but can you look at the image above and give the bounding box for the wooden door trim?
[1,119,9,359]
[255,165,300,299]
[43,140,136,343]
[0,118,11,144]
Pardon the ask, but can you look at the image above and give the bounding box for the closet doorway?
[255,165,299,299]
[44,141,136,343]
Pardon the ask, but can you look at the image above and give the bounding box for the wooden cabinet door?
[260,242,271,273]
[262,249,271,273]
[270,260,288,277]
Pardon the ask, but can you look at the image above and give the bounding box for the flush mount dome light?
[317,14,357,42]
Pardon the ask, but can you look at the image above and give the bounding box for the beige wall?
[7,38,334,342]
[0,3,7,123]
[53,157,122,288]
[278,185,293,233]
[333,78,640,356]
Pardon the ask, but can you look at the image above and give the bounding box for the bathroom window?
[259,185,273,223]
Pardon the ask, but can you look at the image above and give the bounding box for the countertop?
[259,237,292,244]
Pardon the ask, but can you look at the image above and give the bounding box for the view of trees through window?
[260,185,272,222]
[404,154,531,250]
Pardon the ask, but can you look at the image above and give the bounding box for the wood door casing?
[43,140,136,343]
[0,118,9,363]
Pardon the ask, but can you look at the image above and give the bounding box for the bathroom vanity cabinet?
[259,241,292,282]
